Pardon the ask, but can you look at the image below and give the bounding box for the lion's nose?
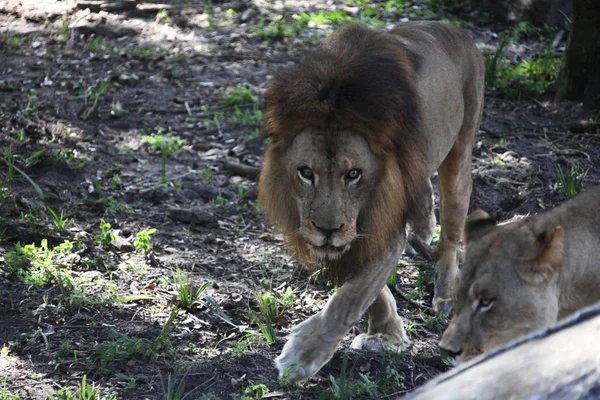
[312,221,344,237]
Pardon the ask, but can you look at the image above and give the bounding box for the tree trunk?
[401,303,600,400]
[556,0,600,108]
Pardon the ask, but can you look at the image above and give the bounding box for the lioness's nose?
[312,221,344,237]
[439,343,462,359]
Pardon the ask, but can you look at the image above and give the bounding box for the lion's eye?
[298,166,314,183]
[478,298,494,311]
[345,169,362,183]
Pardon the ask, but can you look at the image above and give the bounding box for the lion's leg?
[434,136,475,314]
[275,235,405,381]
[406,179,436,260]
[350,285,410,352]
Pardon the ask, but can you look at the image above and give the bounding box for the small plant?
[87,36,105,52]
[555,165,588,197]
[484,35,510,88]
[223,85,258,106]
[134,227,157,252]
[244,383,269,399]
[0,378,21,400]
[92,331,155,370]
[159,373,194,400]
[47,207,73,232]
[156,9,172,24]
[173,268,210,309]
[61,13,70,41]
[127,47,156,60]
[96,219,116,246]
[143,130,187,184]
[80,82,109,119]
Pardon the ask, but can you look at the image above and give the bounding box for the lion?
[258,21,485,381]
[439,185,600,364]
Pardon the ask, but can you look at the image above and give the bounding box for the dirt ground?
[1,0,599,399]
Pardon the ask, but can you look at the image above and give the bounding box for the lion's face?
[439,213,564,363]
[281,128,382,261]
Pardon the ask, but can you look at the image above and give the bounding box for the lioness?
[259,21,484,380]
[440,185,600,363]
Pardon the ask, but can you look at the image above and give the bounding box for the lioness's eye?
[478,298,494,311]
[298,166,314,183]
[345,169,362,183]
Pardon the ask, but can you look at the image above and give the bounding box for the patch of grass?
[255,17,305,41]
[223,85,258,106]
[226,105,263,128]
[173,268,210,309]
[87,36,105,52]
[418,310,449,334]
[298,10,353,27]
[0,378,21,400]
[47,207,73,232]
[126,47,156,60]
[143,129,187,184]
[554,165,588,196]
[92,331,156,371]
[61,13,70,41]
[4,239,80,288]
[1,33,30,52]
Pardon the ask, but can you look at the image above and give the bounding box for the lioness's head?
[257,24,430,276]
[439,210,565,363]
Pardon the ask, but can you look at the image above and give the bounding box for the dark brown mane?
[259,23,431,281]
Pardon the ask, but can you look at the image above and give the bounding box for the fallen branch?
[220,160,260,179]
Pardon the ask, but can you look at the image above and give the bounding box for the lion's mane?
[258,24,430,281]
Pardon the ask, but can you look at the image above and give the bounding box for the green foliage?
[81,83,109,119]
[173,268,210,309]
[1,33,29,52]
[95,219,116,246]
[134,228,157,252]
[143,130,187,184]
[92,331,155,370]
[555,165,588,197]
[4,239,79,288]
[298,10,353,26]
[485,28,561,98]
[47,207,73,232]
[159,373,193,400]
[87,36,105,52]
[0,379,21,400]
[223,85,258,106]
[126,47,156,60]
[244,383,269,399]
[255,17,305,41]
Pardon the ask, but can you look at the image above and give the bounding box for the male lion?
[440,186,600,364]
[258,21,484,380]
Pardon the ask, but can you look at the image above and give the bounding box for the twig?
[391,287,435,316]
[220,160,260,179]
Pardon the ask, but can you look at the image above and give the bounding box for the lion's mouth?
[307,243,351,260]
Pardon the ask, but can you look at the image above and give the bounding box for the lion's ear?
[464,210,495,244]
[516,226,565,286]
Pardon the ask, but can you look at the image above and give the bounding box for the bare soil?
[0,1,599,399]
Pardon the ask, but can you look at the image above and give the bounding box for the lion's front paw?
[350,332,410,353]
[275,315,340,381]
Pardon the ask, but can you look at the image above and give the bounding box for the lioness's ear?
[516,226,565,286]
[464,210,495,243]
